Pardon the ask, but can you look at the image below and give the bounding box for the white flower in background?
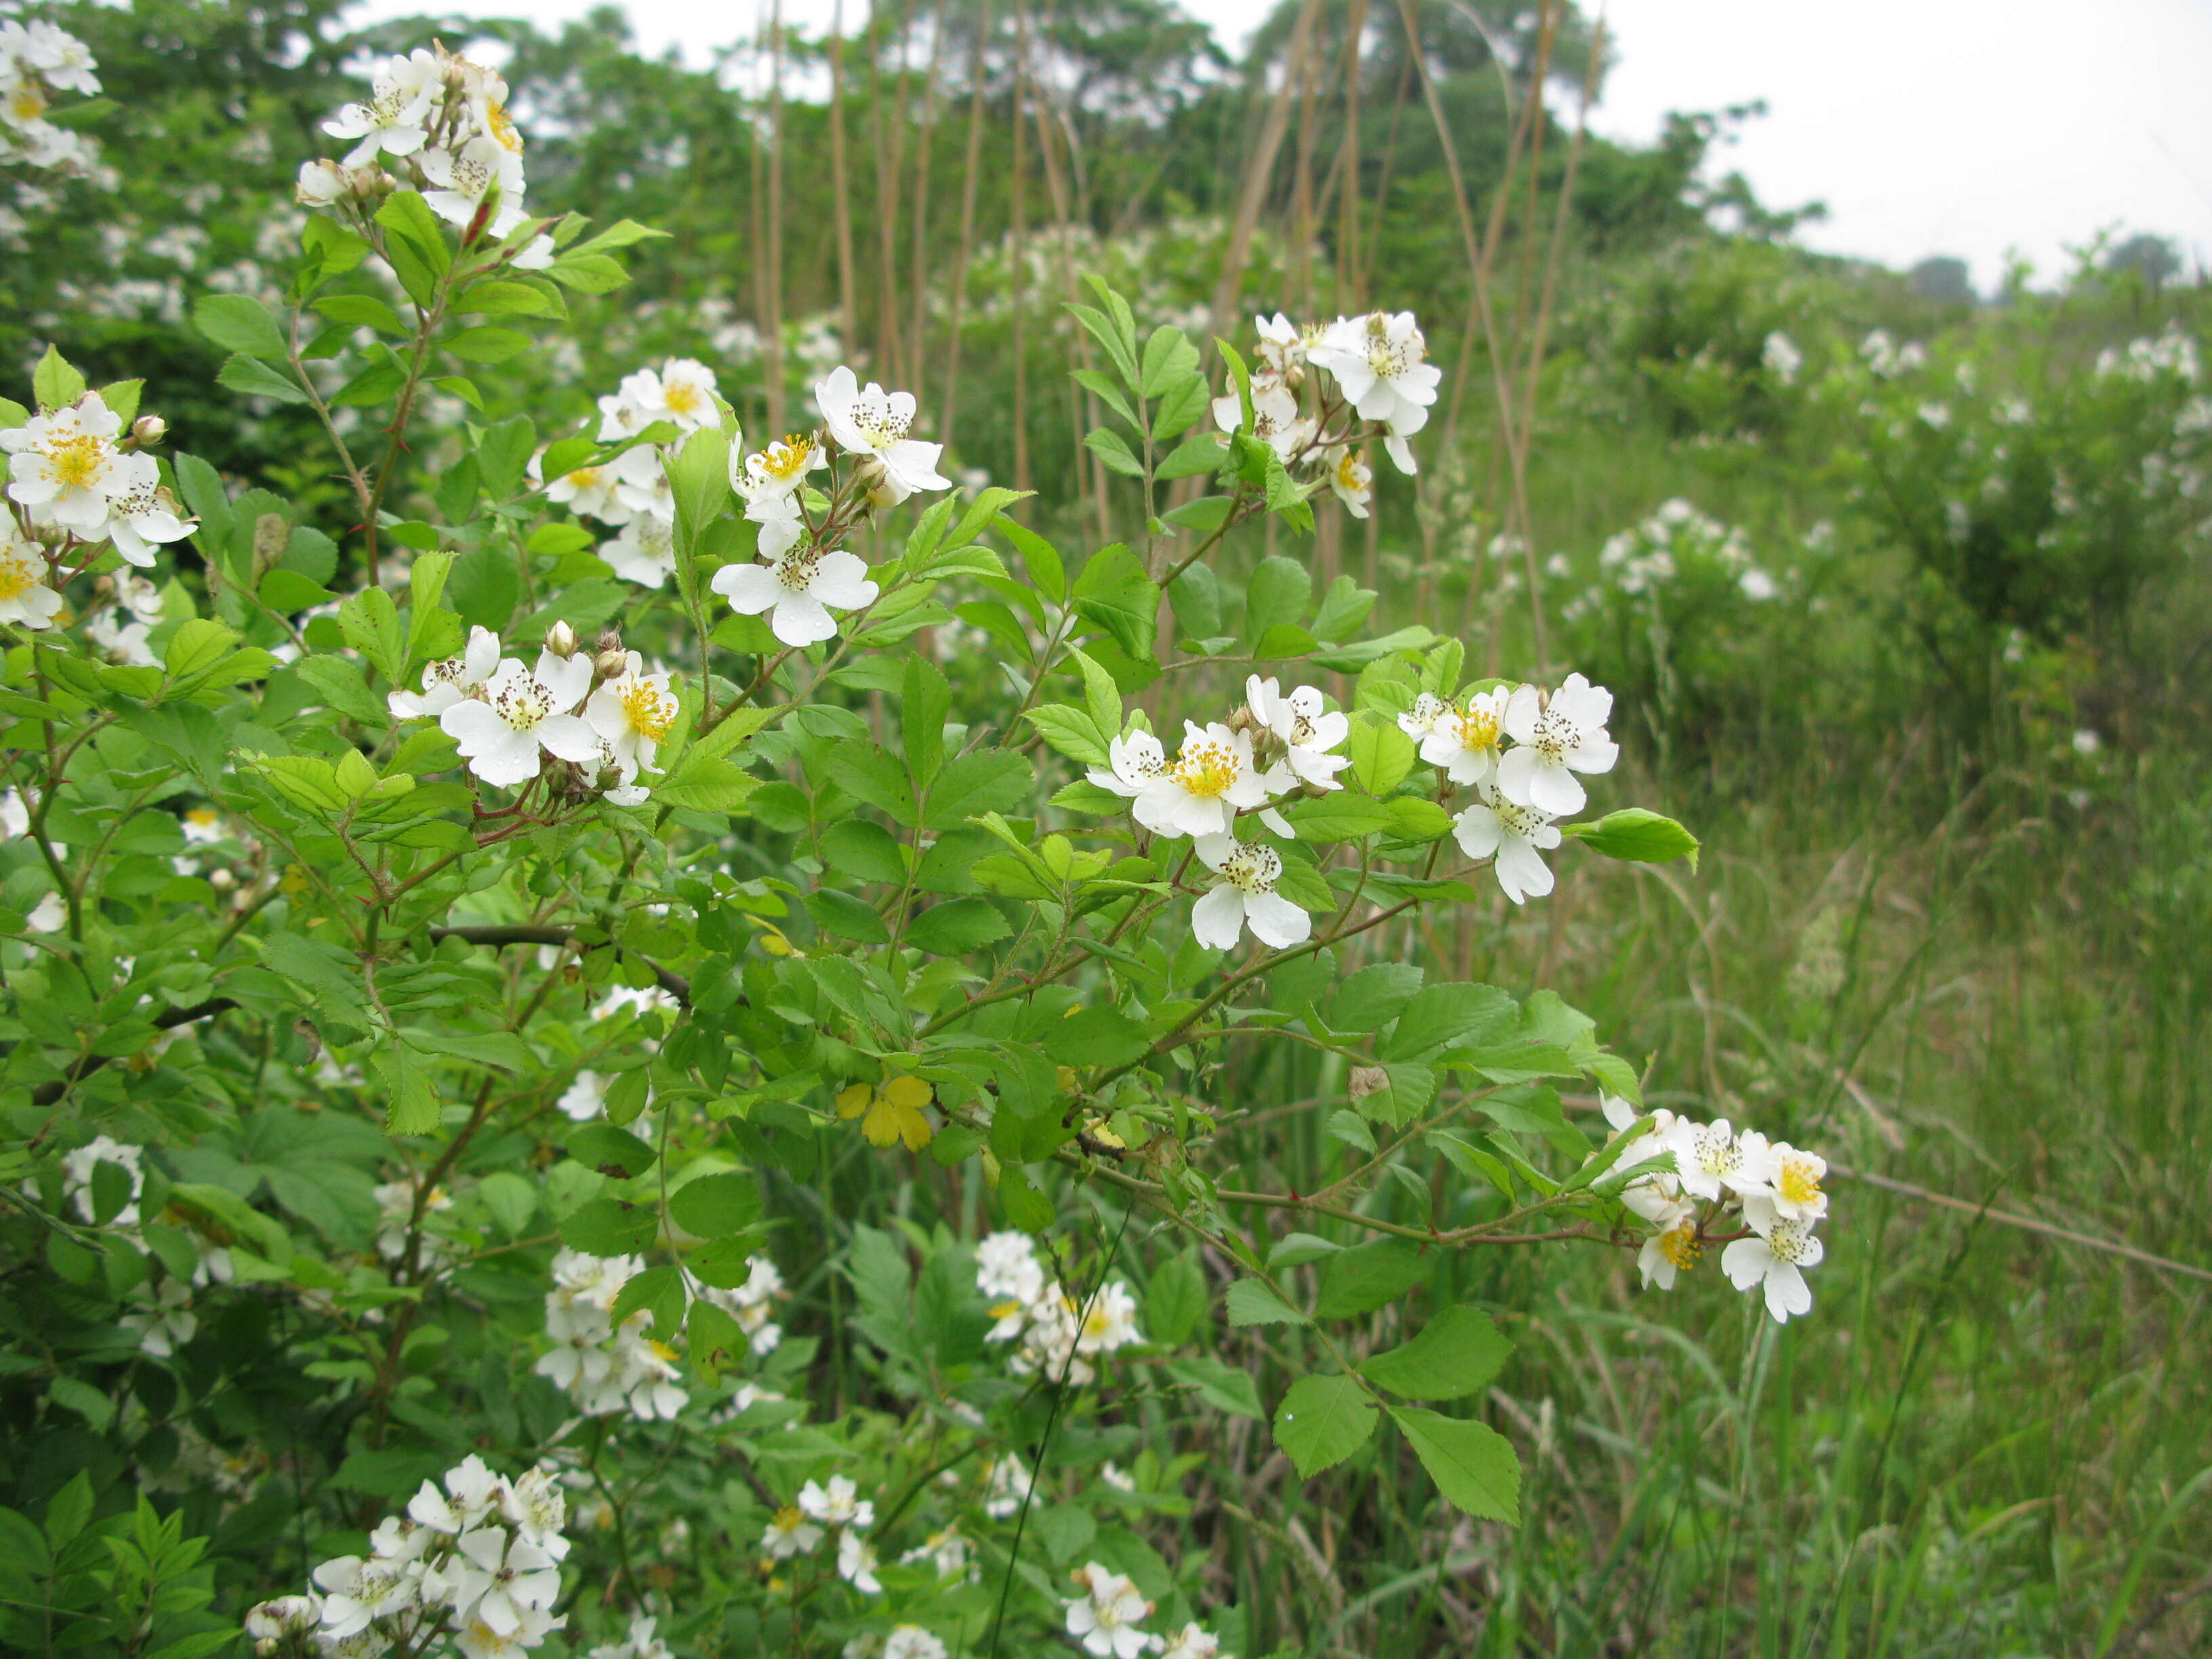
[419,136,527,238]
[983,1454,1039,1519]
[760,1505,823,1559]
[588,1614,674,1659]
[541,447,655,525]
[744,488,807,560]
[583,653,678,783]
[1419,688,1510,787]
[375,1176,454,1263]
[556,1071,605,1122]
[2,395,127,536]
[0,785,34,838]
[836,1530,883,1595]
[444,1530,562,1638]
[1065,1563,1153,1659]
[1075,1281,1143,1353]
[1452,781,1561,905]
[1212,379,1312,462]
[61,1136,143,1226]
[1744,1140,1827,1225]
[1253,310,1306,379]
[798,1475,875,1532]
[699,1252,784,1353]
[409,1454,509,1534]
[1762,331,1803,384]
[882,1626,949,1659]
[1395,691,1449,739]
[899,1527,971,1581]
[119,1277,197,1356]
[441,649,599,786]
[710,544,878,647]
[976,1231,1046,1305]
[1099,1462,1136,1492]
[103,454,194,567]
[600,514,676,588]
[1722,1214,1824,1322]
[1191,834,1309,950]
[814,367,949,501]
[1498,673,1617,815]
[621,360,721,431]
[595,383,657,443]
[15,22,103,97]
[1156,1624,1223,1659]
[390,625,501,720]
[295,158,352,207]
[26,890,65,933]
[501,1469,569,1557]
[1246,676,1351,790]
[0,519,60,629]
[323,49,438,165]
[1326,447,1372,517]
[244,1597,322,1641]
[1309,310,1441,436]
[312,1555,420,1639]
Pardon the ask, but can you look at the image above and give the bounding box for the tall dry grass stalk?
[1008,9,1031,494]
[868,1,906,383]
[828,0,861,368]
[757,0,787,436]
[1206,0,1323,365]
[906,0,947,413]
[938,0,992,455]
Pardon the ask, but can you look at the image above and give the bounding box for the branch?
[428,925,692,1006]
[30,998,239,1107]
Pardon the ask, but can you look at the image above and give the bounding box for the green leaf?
[456,280,563,317]
[441,326,531,364]
[1284,792,1397,843]
[1043,1004,1149,1068]
[567,1122,657,1181]
[1361,1306,1513,1399]
[1165,1355,1263,1418]
[669,1171,762,1239]
[1155,433,1223,480]
[1348,716,1416,797]
[1225,1278,1309,1328]
[339,586,405,684]
[609,1264,684,1332]
[1273,1374,1378,1477]
[447,541,519,632]
[821,819,905,883]
[804,886,890,944]
[1084,427,1147,479]
[216,353,312,406]
[1069,646,1124,743]
[1023,704,1109,766]
[314,293,408,334]
[904,897,1011,955]
[1311,573,1378,642]
[826,745,916,827]
[567,218,670,255]
[1313,1238,1430,1319]
[924,750,1032,830]
[163,618,237,679]
[1071,543,1160,661]
[33,346,86,411]
[1145,1250,1208,1347]
[1384,982,1518,1062]
[1392,1407,1521,1523]
[1163,493,1234,533]
[655,752,760,814]
[1563,807,1701,872]
[1330,964,1425,1032]
[561,1197,658,1256]
[477,1171,537,1237]
[902,654,951,789]
[669,425,733,559]
[193,293,289,359]
[996,516,1065,600]
[1246,555,1312,642]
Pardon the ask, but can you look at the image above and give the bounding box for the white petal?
[1494,836,1554,904]
[1720,1238,1770,1293]
[537,714,602,764]
[1191,832,1236,874]
[1189,886,1246,950]
[712,562,783,615]
[1764,1261,1811,1322]
[1502,684,1542,745]
[1525,760,1586,817]
[1452,804,1502,861]
[769,593,838,647]
[807,550,879,609]
[1244,889,1311,949]
[441,699,509,752]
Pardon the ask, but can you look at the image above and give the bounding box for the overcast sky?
[356,0,2212,291]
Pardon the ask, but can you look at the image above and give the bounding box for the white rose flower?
[419,135,528,238]
[1452,781,1562,905]
[1246,676,1351,790]
[1065,1563,1153,1659]
[710,544,878,647]
[1498,672,1618,815]
[390,625,501,721]
[814,366,949,501]
[583,653,677,783]
[1309,310,1441,434]
[439,649,600,786]
[1212,378,1312,462]
[0,518,62,629]
[322,49,438,165]
[1721,1213,1824,1323]
[1191,834,1309,950]
[2,395,128,536]
[1420,687,1511,787]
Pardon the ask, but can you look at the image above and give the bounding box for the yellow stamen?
[485,99,524,153]
[1780,1160,1823,1208]
[1170,737,1237,799]
[45,435,106,491]
[1660,1225,1702,1271]
[661,380,702,415]
[618,677,674,741]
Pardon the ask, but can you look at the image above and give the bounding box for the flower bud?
[1348,1065,1389,1102]
[545,619,579,658]
[850,453,891,512]
[129,414,166,447]
[594,647,631,684]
